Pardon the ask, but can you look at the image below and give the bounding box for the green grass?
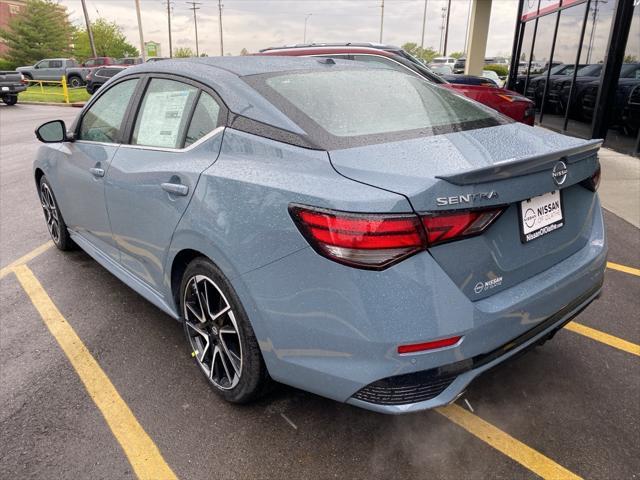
[19,85,91,104]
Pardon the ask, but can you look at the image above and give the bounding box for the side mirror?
[35,120,71,143]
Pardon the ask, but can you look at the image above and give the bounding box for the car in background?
[580,77,640,132]
[523,63,585,105]
[33,56,606,413]
[442,74,497,86]
[85,65,127,94]
[625,84,640,133]
[559,63,640,119]
[16,58,90,87]
[482,69,502,86]
[83,57,117,67]
[430,64,453,75]
[428,56,456,70]
[0,70,28,105]
[453,57,466,74]
[146,57,169,62]
[118,57,143,66]
[259,43,535,125]
[545,64,605,114]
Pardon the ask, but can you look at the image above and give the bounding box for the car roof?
[260,42,401,52]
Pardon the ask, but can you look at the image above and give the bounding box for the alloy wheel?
[183,274,243,390]
[40,182,60,244]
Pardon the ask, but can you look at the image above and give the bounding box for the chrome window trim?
[306,53,423,78]
[119,125,225,153]
[74,140,121,147]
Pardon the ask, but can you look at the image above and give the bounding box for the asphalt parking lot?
[1,104,639,480]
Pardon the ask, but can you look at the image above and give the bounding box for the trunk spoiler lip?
[436,139,603,186]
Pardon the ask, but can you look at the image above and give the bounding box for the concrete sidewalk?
[598,148,640,228]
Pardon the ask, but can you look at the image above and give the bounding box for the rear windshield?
[247,68,504,148]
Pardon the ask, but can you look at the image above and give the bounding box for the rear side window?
[132,78,198,148]
[79,78,139,143]
[261,69,500,139]
[185,92,221,147]
[49,60,62,68]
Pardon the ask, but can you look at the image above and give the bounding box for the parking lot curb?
[18,101,85,108]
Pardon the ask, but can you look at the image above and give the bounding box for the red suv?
[259,43,535,126]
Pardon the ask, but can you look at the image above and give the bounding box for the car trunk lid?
[328,123,601,299]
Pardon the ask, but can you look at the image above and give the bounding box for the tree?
[449,51,464,59]
[174,47,195,58]
[240,48,249,56]
[73,18,138,61]
[401,42,439,63]
[0,0,74,68]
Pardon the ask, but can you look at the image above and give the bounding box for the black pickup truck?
[0,70,27,105]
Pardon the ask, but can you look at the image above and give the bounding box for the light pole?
[420,0,428,49]
[443,0,452,56]
[379,0,385,43]
[218,0,224,56]
[165,0,173,58]
[186,1,202,56]
[303,14,312,43]
[80,0,97,58]
[134,0,145,60]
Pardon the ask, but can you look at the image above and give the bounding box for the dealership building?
[504,0,639,155]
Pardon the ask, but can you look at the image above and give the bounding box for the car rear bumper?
[239,198,607,413]
[0,85,26,94]
[347,281,602,413]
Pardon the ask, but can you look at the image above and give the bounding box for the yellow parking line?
[0,241,53,279]
[437,404,581,480]
[13,265,177,480]
[607,261,640,277]
[565,322,640,357]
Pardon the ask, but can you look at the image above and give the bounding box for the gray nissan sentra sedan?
[33,57,606,414]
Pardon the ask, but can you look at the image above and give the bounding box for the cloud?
[59,0,518,57]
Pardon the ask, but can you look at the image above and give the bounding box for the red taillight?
[290,205,424,269]
[398,336,462,354]
[290,204,503,269]
[581,165,601,192]
[422,209,503,246]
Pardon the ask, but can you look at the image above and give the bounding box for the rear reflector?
[398,336,462,354]
[290,204,504,270]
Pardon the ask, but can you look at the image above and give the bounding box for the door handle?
[161,182,189,196]
[89,167,105,177]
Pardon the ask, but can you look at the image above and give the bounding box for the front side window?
[132,78,198,148]
[36,60,50,69]
[185,92,222,147]
[79,78,139,143]
[257,68,501,143]
[85,59,96,67]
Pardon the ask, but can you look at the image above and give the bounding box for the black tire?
[1,95,17,105]
[68,75,83,88]
[22,74,34,87]
[180,257,270,403]
[38,176,76,251]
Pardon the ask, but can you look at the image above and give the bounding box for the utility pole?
[186,1,201,56]
[463,0,472,54]
[420,0,428,49]
[439,6,446,53]
[165,0,173,58]
[443,0,452,56]
[80,0,97,58]
[134,0,146,61]
[379,0,384,43]
[218,0,224,56]
[303,13,312,43]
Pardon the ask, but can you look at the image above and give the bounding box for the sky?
[58,0,519,58]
